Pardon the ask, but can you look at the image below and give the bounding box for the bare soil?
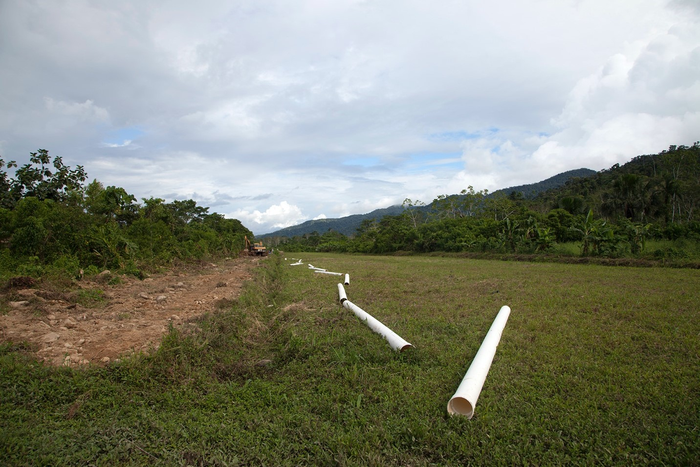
[0,257,259,367]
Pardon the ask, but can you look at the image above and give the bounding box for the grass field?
[1,253,699,465]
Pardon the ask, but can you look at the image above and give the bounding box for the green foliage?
[279,143,700,260]
[0,149,87,209]
[0,149,254,279]
[75,288,106,307]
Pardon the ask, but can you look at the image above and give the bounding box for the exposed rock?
[138,292,149,300]
[64,318,78,328]
[10,301,30,308]
[156,295,168,303]
[42,332,61,343]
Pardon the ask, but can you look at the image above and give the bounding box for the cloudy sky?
[1,0,698,234]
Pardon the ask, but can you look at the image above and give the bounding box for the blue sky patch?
[102,126,145,147]
[406,152,463,172]
[427,128,500,142]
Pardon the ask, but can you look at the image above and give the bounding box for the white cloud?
[0,0,698,235]
[532,19,700,171]
[102,140,134,149]
[44,98,110,122]
[230,201,306,233]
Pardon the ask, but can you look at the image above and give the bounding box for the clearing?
[0,257,258,367]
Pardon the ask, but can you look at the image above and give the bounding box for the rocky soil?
[0,257,258,367]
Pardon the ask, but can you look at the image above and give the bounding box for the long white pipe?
[342,299,412,352]
[447,305,511,418]
[315,270,343,276]
[344,274,350,285]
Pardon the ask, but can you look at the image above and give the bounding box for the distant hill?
[260,205,405,238]
[260,168,596,238]
[491,168,596,199]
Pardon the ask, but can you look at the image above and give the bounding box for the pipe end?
[447,397,474,418]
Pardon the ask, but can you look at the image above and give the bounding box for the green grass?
[1,252,699,465]
[75,288,106,307]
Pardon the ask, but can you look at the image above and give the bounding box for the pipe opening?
[447,397,474,418]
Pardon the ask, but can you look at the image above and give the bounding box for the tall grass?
[1,253,698,465]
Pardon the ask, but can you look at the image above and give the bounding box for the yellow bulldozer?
[244,235,268,256]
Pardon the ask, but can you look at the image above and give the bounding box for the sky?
[1,0,699,235]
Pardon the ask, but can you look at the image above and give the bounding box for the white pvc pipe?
[343,299,412,352]
[337,283,348,303]
[447,305,511,418]
[315,270,343,276]
[344,274,350,285]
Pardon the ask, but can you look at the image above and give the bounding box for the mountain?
[260,168,596,239]
[491,168,596,199]
[259,205,406,238]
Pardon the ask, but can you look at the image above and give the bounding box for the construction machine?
[244,235,268,256]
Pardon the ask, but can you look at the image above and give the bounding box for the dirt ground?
[0,257,259,367]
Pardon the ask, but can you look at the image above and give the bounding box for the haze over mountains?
[260,168,596,238]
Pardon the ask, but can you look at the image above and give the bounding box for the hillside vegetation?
[275,143,700,263]
[262,168,596,238]
[0,149,253,282]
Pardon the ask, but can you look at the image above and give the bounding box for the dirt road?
[0,257,258,367]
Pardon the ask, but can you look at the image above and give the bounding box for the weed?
[75,288,106,307]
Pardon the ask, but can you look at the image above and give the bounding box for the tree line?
[1,149,253,278]
[276,143,700,259]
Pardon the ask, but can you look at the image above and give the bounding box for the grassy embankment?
[1,253,699,465]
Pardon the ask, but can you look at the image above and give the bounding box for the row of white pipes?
[286,257,510,419]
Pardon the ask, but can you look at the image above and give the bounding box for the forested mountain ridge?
[262,167,596,239]
[276,142,700,259]
[535,143,700,224]
[491,168,596,199]
[260,205,406,238]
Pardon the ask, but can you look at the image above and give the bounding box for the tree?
[0,158,17,208]
[571,209,597,256]
[88,185,138,225]
[7,149,86,206]
[167,199,209,225]
[402,198,425,228]
[486,193,517,221]
[460,186,488,217]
